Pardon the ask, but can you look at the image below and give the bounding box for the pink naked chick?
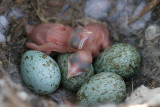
[69,23,109,57]
[25,23,109,78]
[26,23,73,54]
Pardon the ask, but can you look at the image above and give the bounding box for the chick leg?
[26,42,67,53]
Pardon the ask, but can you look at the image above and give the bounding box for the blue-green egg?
[20,50,61,95]
[94,43,141,78]
[56,53,94,91]
[76,72,126,105]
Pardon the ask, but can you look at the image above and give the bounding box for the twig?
[30,0,48,23]
[46,17,57,21]
[15,17,26,32]
[30,0,58,23]
[128,0,160,24]
[0,49,9,68]
[12,17,26,40]
[67,0,84,16]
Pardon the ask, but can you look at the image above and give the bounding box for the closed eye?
[74,27,83,32]
[70,53,79,64]
[70,36,80,49]
[80,63,91,72]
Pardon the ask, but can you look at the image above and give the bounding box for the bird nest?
[1,0,160,107]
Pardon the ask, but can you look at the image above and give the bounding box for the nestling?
[68,50,92,78]
[26,23,73,54]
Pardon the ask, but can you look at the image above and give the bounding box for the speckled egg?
[94,43,141,78]
[76,72,126,105]
[20,50,61,95]
[56,53,94,91]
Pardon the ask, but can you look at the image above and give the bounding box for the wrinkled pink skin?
[26,23,74,54]
[25,23,109,78]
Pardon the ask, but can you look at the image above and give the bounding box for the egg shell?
[20,50,61,95]
[56,53,94,91]
[76,72,126,105]
[94,43,141,78]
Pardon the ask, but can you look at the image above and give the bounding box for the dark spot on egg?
[120,86,123,88]
[38,90,42,92]
[46,61,50,66]
[27,77,31,80]
[42,54,47,59]
[116,95,120,99]
[86,80,90,84]
[114,84,118,87]
[43,91,48,94]
[53,63,57,67]
[30,56,33,60]
[29,84,34,89]
[51,84,55,86]
[97,98,101,102]
[49,60,52,63]
[25,56,29,60]
[81,92,87,99]
[26,70,30,73]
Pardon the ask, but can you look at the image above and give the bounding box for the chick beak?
[67,62,81,78]
[78,29,92,49]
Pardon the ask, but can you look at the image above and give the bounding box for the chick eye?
[80,63,91,72]
[70,36,80,49]
[70,53,79,64]
[74,27,83,32]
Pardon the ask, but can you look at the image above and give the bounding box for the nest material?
[1,0,160,107]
